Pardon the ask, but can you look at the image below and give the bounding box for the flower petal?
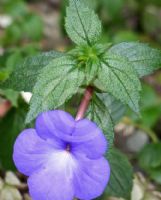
[73,154,110,200]
[36,110,107,147]
[72,119,107,159]
[35,110,75,140]
[28,151,76,200]
[13,129,64,176]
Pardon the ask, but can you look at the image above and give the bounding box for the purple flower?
[13,110,110,200]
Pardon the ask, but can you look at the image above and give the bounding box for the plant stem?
[75,87,94,200]
[75,86,94,121]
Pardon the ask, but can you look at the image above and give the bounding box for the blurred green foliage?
[0,0,43,170]
[0,45,39,82]
[0,97,28,170]
[0,0,43,46]
[0,0,43,105]
[128,83,161,130]
[139,142,161,184]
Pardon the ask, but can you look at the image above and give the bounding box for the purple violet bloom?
[13,110,110,200]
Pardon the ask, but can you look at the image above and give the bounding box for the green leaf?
[128,83,161,128]
[26,56,84,123]
[105,148,133,199]
[143,5,161,43]
[86,93,126,146]
[0,51,22,82]
[108,42,161,77]
[138,142,161,170]
[85,59,99,85]
[0,89,19,107]
[96,52,141,113]
[138,143,161,184]
[1,51,64,92]
[65,0,102,45]
[101,0,125,19]
[140,83,161,109]
[141,105,161,128]
[0,71,9,82]
[81,0,99,9]
[139,84,161,128]
[23,14,43,41]
[3,1,28,17]
[5,51,22,72]
[0,98,28,170]
[148,167,161,184]
[113,30,139,43]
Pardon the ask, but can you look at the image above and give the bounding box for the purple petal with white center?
[28,150,76,200]
[73,153,110,200]
[13,110,111,200]
[36,111,107,158]
[13,129,65,176]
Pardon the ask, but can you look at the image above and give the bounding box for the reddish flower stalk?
[75,86,94,121]
[0,100,11,118]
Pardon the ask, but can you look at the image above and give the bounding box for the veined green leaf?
[85,59,99,85]
[65,0,102,45]
[26,56,84,123]
[86,93,126,147]
[108,42,161,77]
[105,148,133,199]
[96,53,141,113]
[98,93,126,123]
[0,51,64,92]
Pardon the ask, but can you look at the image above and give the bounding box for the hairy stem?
[75,86,94,121]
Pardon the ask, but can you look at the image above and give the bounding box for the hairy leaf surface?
[1,51,64,92]
[87,93,126,146]
[108,42,161,77]
[65,0,102,45]
[96,53,141,113]
[105,148,133,199]
[26,56,84,123]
